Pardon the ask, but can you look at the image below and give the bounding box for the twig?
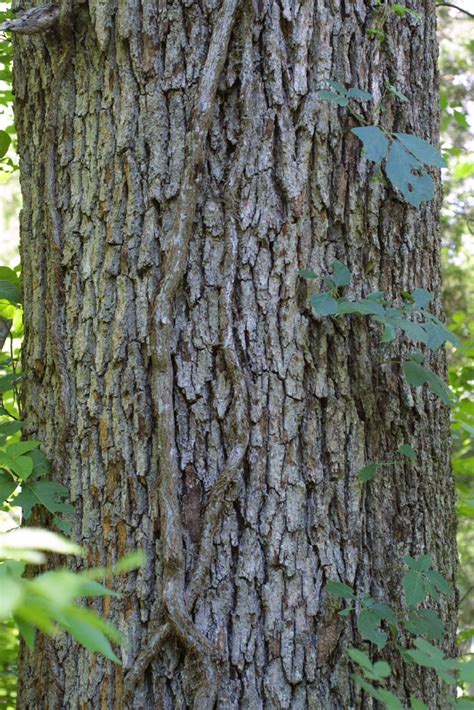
[436,2,474,18]
[124,0,240,704]
[0,3,59,34]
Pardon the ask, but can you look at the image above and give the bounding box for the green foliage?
[329,555,459,707]
[0,528,145,664]
[0,264,74,532]
[301,261,458,407]
[319,84,446,206]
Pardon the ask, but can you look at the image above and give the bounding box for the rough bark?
[14,0,456,708]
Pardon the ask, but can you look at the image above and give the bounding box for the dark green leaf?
[404,609,445,640]
[352,126,390,164]
[358,463,380,481]
[0,470,16,505]
[398,444,417,460]
[355,676,404,710]
[15,480,73,519]
[0,373,21,394]
[25,448,50,478]
[326,580,356,599]
[386,83,409,102]
[358,609,388,649]
[0,130,11,159]
[298,269,317,280]
[0,280,20,304]
[424,569,454,598]
[403,569,427,607]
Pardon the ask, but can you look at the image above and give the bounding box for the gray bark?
[14,0,456,708]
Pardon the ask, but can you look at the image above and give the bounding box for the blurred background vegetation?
[0,3,472,708]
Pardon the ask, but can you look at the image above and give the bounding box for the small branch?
[436,2,474,18]
[0,3,59,34]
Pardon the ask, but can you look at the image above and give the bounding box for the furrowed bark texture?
[15,0,456,707]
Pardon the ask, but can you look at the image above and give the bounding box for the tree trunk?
[15,0,456,707]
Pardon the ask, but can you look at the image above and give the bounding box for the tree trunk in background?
[15,0,456,707]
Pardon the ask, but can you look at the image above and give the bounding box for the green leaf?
[0,130,10,159]
[405,639,459,684]
[394,133,447,168]
[0,470,17,505]
[410,698,429,710]
[319,90,348,106]
[352,126,390,164]
[386,83,409,102]
[0,266,19,285]
[326,80,346,94]
[14,617,35,650]
[336,299,385,316]
[332,260,352,287]
[424,569,453,598]
[398,444,417,460]
[358,609,388,649]
[425,323,452,350]
[15,481,73,519]
[347,647,373,671]
[403,569,427,607]
[112,550,146,574]
[0,373,21,394]
[347,88,374,101]
[298,269,317,279]
[326,580,356,599]
[59,607,121,664]
[402,359,456,406]
[452,700,474,709]
[0,575,23,618]
[365,600,397,624]
[25,448,50,478]
[413,288,432,309]
[404,609,445,640]
[459,659,474,683]
[399,319,428,344]
[310,292,338,316]
[355,676,404,710]
[0,280,20,304]
[385,141,435,207]
[5,440,40,458]
[358,463,380,481]
[0,452,33,481]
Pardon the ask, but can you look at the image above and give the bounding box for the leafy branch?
[319,82,447,206]
[301,260,458,406]
[328,555,474,709]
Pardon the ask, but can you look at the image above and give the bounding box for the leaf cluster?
[328,555,473,709]
[0,528,145,664]
[301,261,458,406]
